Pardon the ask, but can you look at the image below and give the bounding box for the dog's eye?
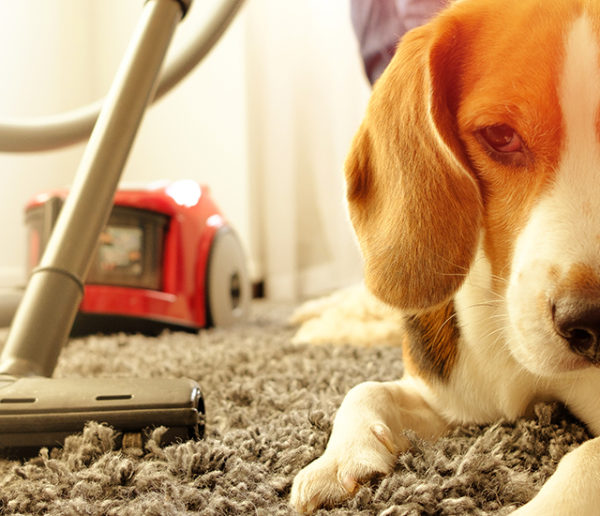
[479,124,523,153]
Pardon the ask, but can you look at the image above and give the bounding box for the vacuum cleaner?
[0,0,244,455]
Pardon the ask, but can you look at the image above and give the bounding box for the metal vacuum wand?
[0,0,205,453]
[1,0,187,377]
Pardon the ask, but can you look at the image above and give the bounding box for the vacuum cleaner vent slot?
[96,394,133,401]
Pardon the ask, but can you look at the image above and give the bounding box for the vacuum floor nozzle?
[0,376,204,455]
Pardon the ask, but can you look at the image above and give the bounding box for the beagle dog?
[291,0,600,513]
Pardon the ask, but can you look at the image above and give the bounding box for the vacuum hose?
[0,0,244,152]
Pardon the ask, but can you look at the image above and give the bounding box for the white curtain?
[244,0,370,300]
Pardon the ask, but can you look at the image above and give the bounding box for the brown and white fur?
[290,0,600,514]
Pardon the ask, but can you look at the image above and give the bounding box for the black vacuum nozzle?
[0,376,204,455]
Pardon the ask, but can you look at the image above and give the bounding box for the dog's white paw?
[290,422,398,514]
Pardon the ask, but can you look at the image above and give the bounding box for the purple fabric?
[351,0,446,85]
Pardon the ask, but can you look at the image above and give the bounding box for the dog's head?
[346,0,600,375]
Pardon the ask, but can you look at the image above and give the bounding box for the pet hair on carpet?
[290,284,405,347]
[0,301,590,515]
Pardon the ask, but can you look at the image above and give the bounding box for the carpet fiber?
[0,301,590,515]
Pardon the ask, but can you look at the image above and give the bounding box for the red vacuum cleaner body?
[25,180,250,335]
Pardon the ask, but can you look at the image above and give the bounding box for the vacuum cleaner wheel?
[205,226,250,327]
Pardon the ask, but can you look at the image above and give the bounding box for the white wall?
[0,0,370,300]
[0,0,91,285]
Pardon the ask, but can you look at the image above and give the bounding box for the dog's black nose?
[552,299,600,364]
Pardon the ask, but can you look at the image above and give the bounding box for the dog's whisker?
[461,301,503,311]
[430,253,472,274]
[434,271,469,280]
[433,270,507,302]
[484,327,508,342]
[428,311,460,347]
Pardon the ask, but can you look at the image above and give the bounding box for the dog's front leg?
[290,377,448,514]
[511,436,600,516]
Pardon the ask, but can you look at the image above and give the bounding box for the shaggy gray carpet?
[0,301,591,515]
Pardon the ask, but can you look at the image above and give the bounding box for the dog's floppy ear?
[346,15,482,311]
